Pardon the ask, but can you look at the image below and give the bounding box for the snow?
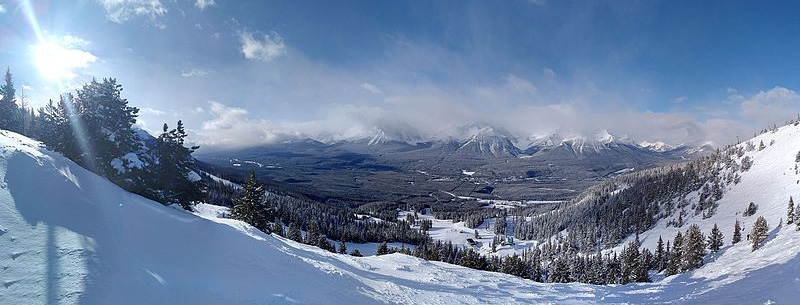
[109,152,145,174]
[186,170,202,182]
[461,169,476,176]
[0,129,799,304]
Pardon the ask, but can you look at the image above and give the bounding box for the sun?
[33,40,97,82]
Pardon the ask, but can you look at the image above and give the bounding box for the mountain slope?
[1,130,798,304]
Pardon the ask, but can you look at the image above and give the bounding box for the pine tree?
[377,241,389,255]
[272,222,284,237]
[750,216,769,251]
[350,249,363,257]
[287,222,303,242]
[0,68,23,133]
[338,240,347,254]
[230,172,269,232]
[305,222,320,245]
[788,197,795,225]
[655,236,666,271]
[707,223,724,253]
[682,224,706,271]
[732,220,742,244]
[149,120,203,209]
[666,232,683,275]
[758,140,766,151]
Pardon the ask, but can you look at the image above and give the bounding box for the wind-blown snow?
[0,130,798,304]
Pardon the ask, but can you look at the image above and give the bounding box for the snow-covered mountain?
[447,123,522,158]
[2,129,799,304]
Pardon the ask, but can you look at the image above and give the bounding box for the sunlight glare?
[33,41,97,82]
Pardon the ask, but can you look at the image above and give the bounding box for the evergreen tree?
[788,197,795,225]
[149,121,203,209]
[272,222,284,237]
[305,221,320,245]
[732,219,742,244]
[338,240,347,254]
[72,78,141,177]
[750,216,769,251]
[287,222,303,242]
[707,223,724,253]
[230,172,269,232]
[682,224,706,271]
[758,140,766,151]
[350,249,363,257]
[377,241,389,255]
[0,68,23,133]
[654,236,666,271]
[666,232,683,275]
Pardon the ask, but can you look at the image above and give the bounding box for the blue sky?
[1,0,799,148]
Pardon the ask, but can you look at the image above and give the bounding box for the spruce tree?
[750,216,769,251]
[287,222,303,242]
[230,172,269,232]
[732,220,742,244]
[0,68,22,133]
[272,222,284,237]
[682,224,706,271]
[666,232,683,275]
[305,222,320,245]
[338,240,347,254]
[788,197,795,225]
[654,236,666,271]
[377,241,389,255]
[150,121,203,209]
[350,249,363,257]
[707,223,724,253]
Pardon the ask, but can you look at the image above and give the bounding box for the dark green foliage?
[338,240,347,254]
[654,236,666,271]
[230,172,269,232]
[666,232,683,275]
[376,241,389,255]
[0,68,23,133]
[350,249,363,257]
[743,202,758,217]
[147,121,203,209]
[708,223,724,253]
[732,220,742,244]
[288,222,303,242]
[682,224,706,271]
[788,197,795,225]
[750,216,769,251]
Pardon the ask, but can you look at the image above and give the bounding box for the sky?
[1,0,800,149]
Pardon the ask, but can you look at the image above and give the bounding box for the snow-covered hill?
[1,130,798,304]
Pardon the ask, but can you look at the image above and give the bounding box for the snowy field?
[0,130,799,304]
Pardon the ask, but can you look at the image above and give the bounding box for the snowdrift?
[0,129,798,305]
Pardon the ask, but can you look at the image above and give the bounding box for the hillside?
[1,130,799,304]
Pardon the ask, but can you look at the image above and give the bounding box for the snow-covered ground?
[1,129,799,304]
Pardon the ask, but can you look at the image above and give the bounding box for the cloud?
[0,4,6,14]
[195,101,294,147]
[673,96,688,103]
[542,67,557,79]
[361,82,383,94]
[740,87,800,126]
[528,0,546,6]
[195,0,216,10]
[505,74,537,95]
[239,30,287,62]
[143,107,166,115]
[181,68,209,77]
[97,0,167,25]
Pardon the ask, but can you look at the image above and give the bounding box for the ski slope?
[0,130,799,304]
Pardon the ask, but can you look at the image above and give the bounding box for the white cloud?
[741,87,800,126]
[0,4,6,14]
[673,96,688,103]
[97,0,167,25]
[195,0,216,10]
[143,107,166,115]
[196,101,292,147]
[239,30,287,62]
[543,67,557,79]
[181,68,209,77]
[505,74,537,95]
[361,82,383,94]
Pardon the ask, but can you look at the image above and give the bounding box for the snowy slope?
[1,130,799,304]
